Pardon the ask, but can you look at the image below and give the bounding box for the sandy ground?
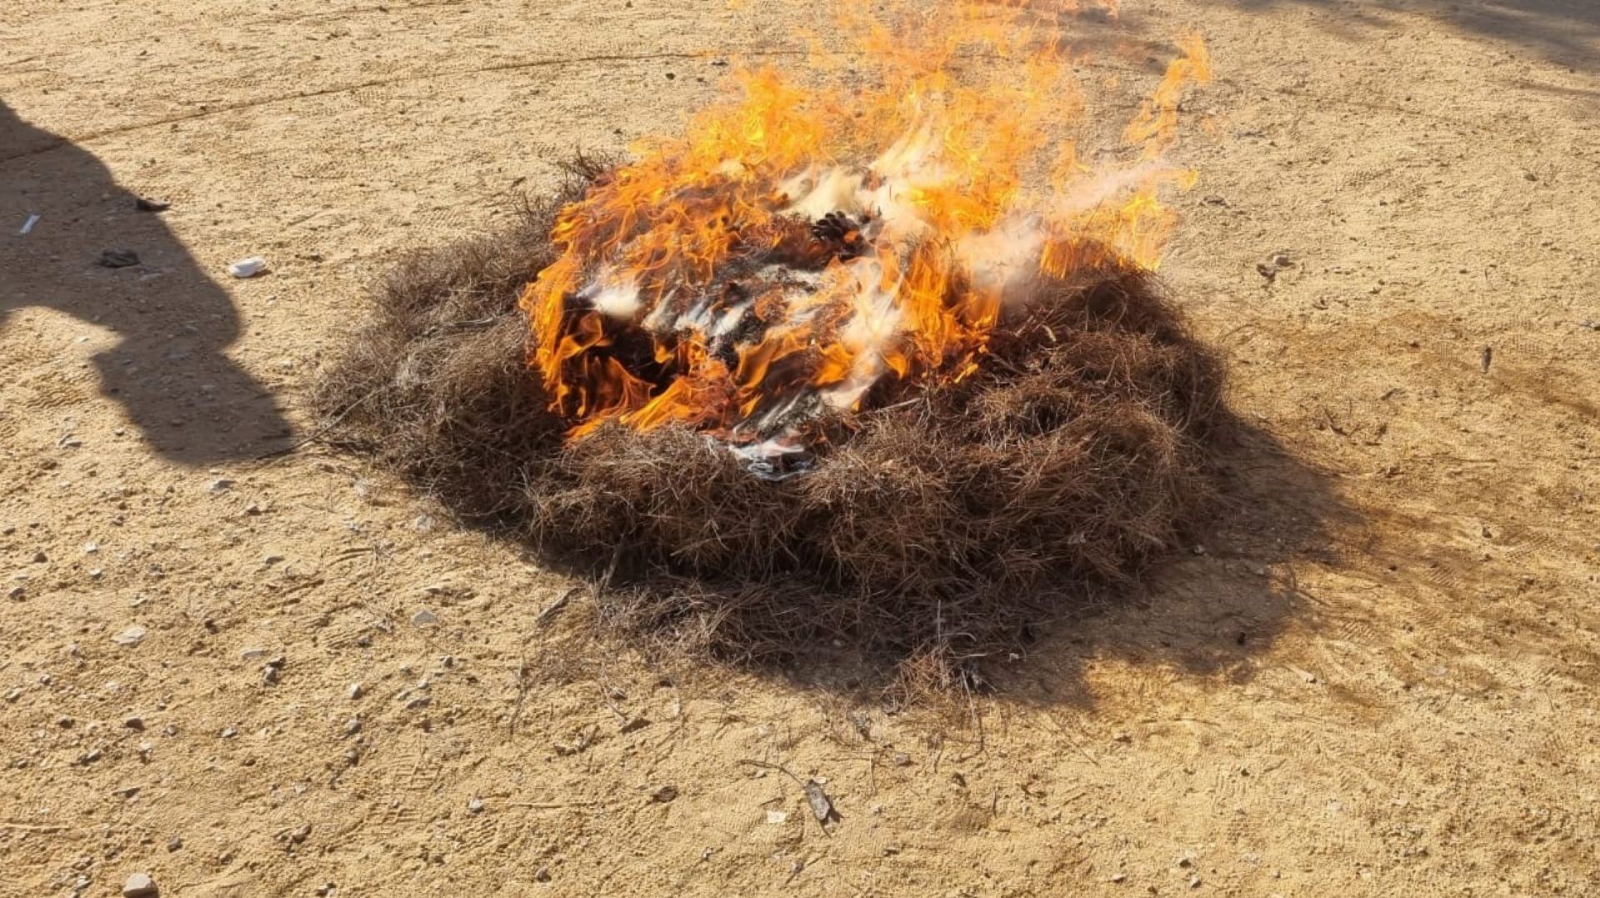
[4,1,1600,895]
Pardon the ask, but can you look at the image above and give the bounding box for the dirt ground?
[3,1,1599,895]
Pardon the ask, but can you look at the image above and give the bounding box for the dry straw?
[313,161,1226,692]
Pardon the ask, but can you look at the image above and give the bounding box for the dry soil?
[3,1,1599,896]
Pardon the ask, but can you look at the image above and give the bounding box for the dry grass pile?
[314,165,1226,688]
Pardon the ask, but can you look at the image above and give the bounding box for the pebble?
[124,716,145,731]
[31,550,47,563]
[650,785,678,803]
[220,727,238,739]
[468,796,485,814]
[348,682,364,700]
[99,249,141,269]
[240,647,269,661]
[112,625,147,646]
[765,809,788,825]
[3,688,20,702]
[289,823,311,845]
[262,666,281,686]
[534,867,551,883]
[122,873,159,897]
[411,609,439,627]
[344,717,362,736]
[6,586,23,600]
[167,835,183,852]
[208,478,235,494]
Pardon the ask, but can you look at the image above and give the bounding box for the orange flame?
[519,1,1209,460]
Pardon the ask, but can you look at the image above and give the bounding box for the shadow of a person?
[1,101,291,465]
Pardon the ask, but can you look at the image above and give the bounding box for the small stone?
[84,542,99,554]
[765,809,788,825]
[208,478,235,494]
[123,872,159,897]
[4,688,20,702]
[289,823,311,844]
[344,717,362,737]
[650,785,678,803]
[113,625,147,647]
[262,666,280,686]
[1189,875,1202,889]
[468,796,485,814]
[404,696,431,710]
[220,727,238,739]
[883,843,901,856]
[240,647,269,661]
[1110,873,1127,883]
[31,550,47,563]
[265,655,285,669]
[262,554,284,566]
[80,748,103,764]
[534,867,552,882]
[348,682,364,700]
[6,586,23,600]
[411,609,439,627]
[244,502,264,516]
[1178,857,1193,869]
[890,752,911,767]
[124,716,145,731]
[166,835,183,852]
[99,249,141,269]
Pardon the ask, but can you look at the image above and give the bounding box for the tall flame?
[519,1,1210,469]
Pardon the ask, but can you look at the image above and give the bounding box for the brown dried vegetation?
[314,165,1227,689]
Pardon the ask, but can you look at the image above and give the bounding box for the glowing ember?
[519,1,1210,476]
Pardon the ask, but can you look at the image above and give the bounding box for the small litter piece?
[20,213,40,235]
[803,780,840,825]
[99,249,140,268]
[229,256,267,278]
[135,198,171,213]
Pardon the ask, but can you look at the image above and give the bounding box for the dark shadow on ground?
[0,101,291,464]
[1207,0,1600,73]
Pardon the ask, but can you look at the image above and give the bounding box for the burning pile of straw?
[315,2,1225,687]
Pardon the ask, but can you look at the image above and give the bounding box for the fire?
[519,1,1210,474]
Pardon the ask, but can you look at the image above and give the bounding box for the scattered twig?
[250,388,378,466]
